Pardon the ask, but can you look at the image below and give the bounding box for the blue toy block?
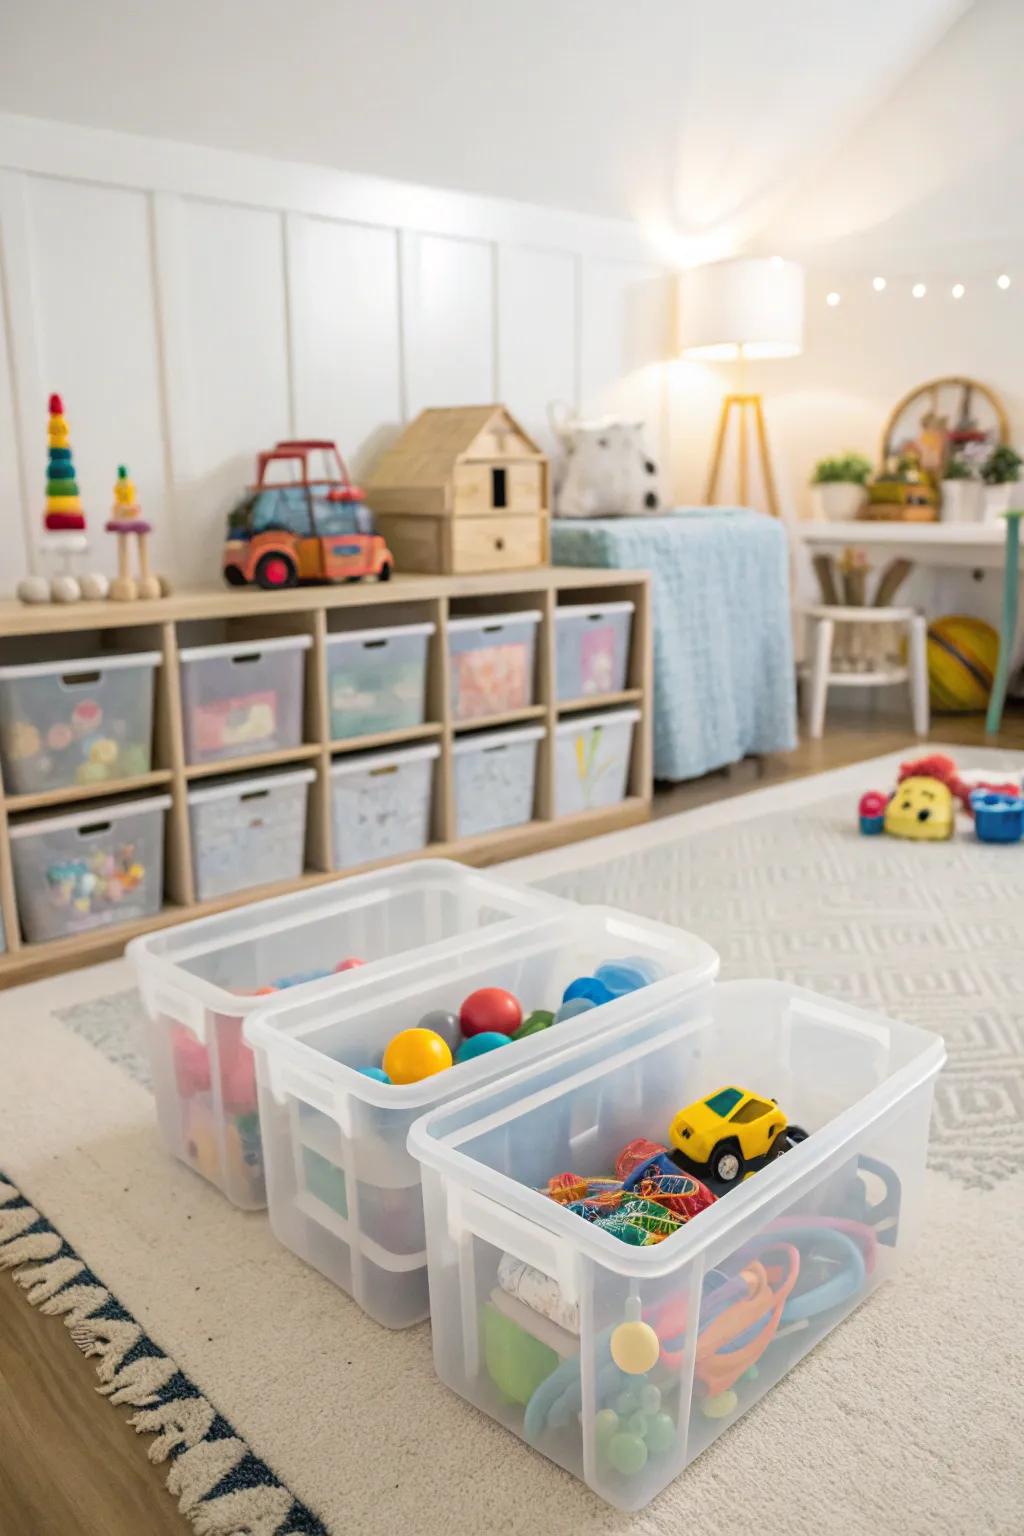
[970,789,1024,844]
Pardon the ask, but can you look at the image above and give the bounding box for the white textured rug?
[3,748,1023,1536]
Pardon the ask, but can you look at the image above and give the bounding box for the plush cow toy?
[551,414,660,518]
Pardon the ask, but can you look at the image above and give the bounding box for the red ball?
[459,986,522,1038]
[334,957,365,973]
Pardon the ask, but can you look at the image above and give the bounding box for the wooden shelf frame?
[0,567,652,986]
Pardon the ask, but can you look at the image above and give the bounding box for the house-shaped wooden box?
[366,405,550,574]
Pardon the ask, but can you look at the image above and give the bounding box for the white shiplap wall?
[0,115,673,590]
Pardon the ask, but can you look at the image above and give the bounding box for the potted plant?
[810,453,873,520]
[980,444,1023,520]
[941,448,986,523]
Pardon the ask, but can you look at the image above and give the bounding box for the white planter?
[814,481,866,520]
[941,479,985,523]
[982,482,1017,522]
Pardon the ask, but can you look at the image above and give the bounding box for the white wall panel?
[0,295,27,582]
[23,177,166,578]
[401,232,494,417]
[496,245,576,454]
[580,260,672,489]
[174,199,290,582]
[287,216,402,477]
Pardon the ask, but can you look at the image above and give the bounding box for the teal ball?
[455,1031,510,1063]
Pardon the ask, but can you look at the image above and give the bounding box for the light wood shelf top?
[557,687,643,714]
[452,705,547,733]
[183,744,323,780]
[329,722,443,754]
[4,769,174,814]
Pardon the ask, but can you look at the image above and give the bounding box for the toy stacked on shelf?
[105,464,167,601]
[17,393,108,605]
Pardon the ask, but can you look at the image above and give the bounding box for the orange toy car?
[223,440,393,590]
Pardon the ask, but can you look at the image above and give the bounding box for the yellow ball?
[927,615,999,712]
[609,1318,660,1375]
[701,1389,738,1420]
[382,1027,452,1085]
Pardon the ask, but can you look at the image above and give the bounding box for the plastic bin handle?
[265,1054,353,1138]
[141,979,207,1038]
[446,1185,580,1306]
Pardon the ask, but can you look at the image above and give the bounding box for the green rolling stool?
[986,508,1024,734]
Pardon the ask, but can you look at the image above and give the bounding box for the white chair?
[803,604,929,740]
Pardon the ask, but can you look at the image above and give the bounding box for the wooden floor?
[2,701,1021,1536]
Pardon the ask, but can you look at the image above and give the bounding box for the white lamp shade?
[678,257,804,360]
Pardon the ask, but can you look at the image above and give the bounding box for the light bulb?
[912,283,926,298]
[951,283,965,299]
[997,273,1011,290]
[826,291,841,307]
[872,276,886,292]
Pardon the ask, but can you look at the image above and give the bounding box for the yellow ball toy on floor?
[927,615,998,712]
[382,1027,453,1085]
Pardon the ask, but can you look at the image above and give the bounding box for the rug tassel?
[189,1484,300,1536]
[100,1353,177,1407]
[13,1255,85,1302]
[166,1436,246,1512]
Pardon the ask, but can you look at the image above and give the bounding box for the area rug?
[2,747,1022,1536]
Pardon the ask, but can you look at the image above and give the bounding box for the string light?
[951,283,965,299]
[912,283,926,298]
[872,276,886,292]
[825,291,841,306]
[997,273,1011,289]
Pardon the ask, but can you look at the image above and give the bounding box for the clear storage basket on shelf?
[555,603,634,701]
[245,907,719,1328]
[179,635,311,764]
[128,860,570,1210]
[554,709,639,817]
[330,743,438,869]
[447,611,540,722]
[10,793,170,943]
[0,651,160,795]
[408,980,944,1509]
[189,767,315,902]
[326,623,434,740]
[452,724,542,839]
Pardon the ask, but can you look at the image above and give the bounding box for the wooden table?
[797,519,1016,572]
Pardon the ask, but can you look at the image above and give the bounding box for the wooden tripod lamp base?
[704,392,781,518]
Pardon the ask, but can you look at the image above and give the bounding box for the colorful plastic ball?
[639,1383,662,1415]
[614,1386,643,1417]
[357,1065,390,1083]
[562,975,614,1008]
[701,1389,738,1420]
[513,1008,554,1040]
[334,957,364,973]
[594,1408,620,1446]
[418,1008,462,1051]
[382,1028,452,1085]
[459,986,522,1038]
[644,1412,676,1456]
[610,1319,660,1375]
[607,1431,648,1477]
[594,960,651,997]
[616,955,665,983]
[554,996,596,1024]
[455,1030,510,1063]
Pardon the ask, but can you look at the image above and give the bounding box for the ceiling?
[0,0,1002,266]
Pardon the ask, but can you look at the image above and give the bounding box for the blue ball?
[615,955,666,983]
[562,975,614,1007]
[455,1031,510,1063]
[594,960,651,997]
[555,996,596,1023]
[357,1065,390,1083]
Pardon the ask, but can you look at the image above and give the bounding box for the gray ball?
[418,1008,461,1050]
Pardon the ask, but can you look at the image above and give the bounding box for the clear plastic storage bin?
[179,635,311,764]
[326,622,435,740]
[10,793,170,943]
[409,980,944,1509]
[555,602,634,701]
[0,652,160,795]
[189,767,315,902]
[453,724,542,839]
[555,709,639,817]
[245,907,719,1328]
[129,861,570,1210]
[331,743,438,869]
[448,611,541,722]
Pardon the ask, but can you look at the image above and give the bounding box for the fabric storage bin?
[555,708,639,816]
[331,742,438,868]
[10,793,170,943]
[179,635,311,764]
[0,652,160,795]
[128,860,570,1210]
[189,767,315,902]
[326,622,434,740]
[448,610,541,722]
[246,906,719,1328]
[409,979,944,1509]
[555,602,634,701]
[453,724,542,839]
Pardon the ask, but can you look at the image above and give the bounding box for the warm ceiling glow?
[951,283,965,299]
[826,291,840,306]
[769,255,783,269]
[997,273,1012,290]
[872,276,886,292]
[912,283,926,298]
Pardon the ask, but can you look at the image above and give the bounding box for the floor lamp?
[678,257,804,517]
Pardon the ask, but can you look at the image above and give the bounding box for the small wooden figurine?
[105,465,165,600]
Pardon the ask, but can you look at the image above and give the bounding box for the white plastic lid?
[452,724,545,755]
[188,767,316,806]
[326,622,435,647]
[0,651,162,681]
[554,601,635,620]
[554,707,641,735]
[447,610,542,634]
[331,742,440,777]
[178,634,312,663]
[9,793,172,839]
